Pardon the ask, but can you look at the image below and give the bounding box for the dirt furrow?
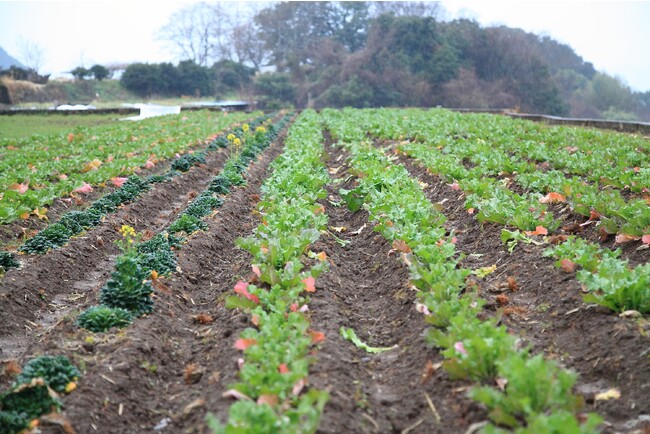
[0,132,286,434]
[0,145,234,359]
[394,152,650,433]
[308,139,483,434]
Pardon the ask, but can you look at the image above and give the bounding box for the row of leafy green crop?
[398,126,648,239]
[207,110,330,433]
[0,355,80,433]
[76,115,287,333]
[404,111,650,238]
[544,237,650,314]
[367,108,649,239]
[0,110,257,224]
[322,108,602,434]
[380,109,650,317]
[366,108,650,192]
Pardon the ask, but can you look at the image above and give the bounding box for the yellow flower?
[233,138,242,147]
[255,126,266,133]
[242,124,250,133]
[227,133,236,142]
[65,381,77,393]
[120,225,136,238]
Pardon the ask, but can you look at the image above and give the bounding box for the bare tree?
[18,37,46,72]
[231,20,267,70]
[158,2,230,66]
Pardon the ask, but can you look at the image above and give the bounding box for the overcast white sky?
[0,1,649,92]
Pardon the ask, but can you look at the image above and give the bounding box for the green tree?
[176,60,213,97]
[71,66,90,80]
[212,59,255,95]
[120,63,163,97]
[254,72,295,109]
[89,64,110,81]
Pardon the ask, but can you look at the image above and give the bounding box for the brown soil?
[0,120,648,434]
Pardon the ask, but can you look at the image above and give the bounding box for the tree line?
[111,2,650,120]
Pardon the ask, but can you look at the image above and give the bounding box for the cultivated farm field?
[0,108,648,434]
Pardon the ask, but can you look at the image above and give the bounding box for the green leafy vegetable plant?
[77,305,133,332]
[15,355,80,394]
[99,225,154,316]
[470,353,582,428]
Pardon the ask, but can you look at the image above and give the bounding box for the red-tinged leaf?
[454,341,468,356]
[290,303,298,312]
[496,294,509,306]
[302,276,316,293]
[316,251,327,261]
[222,389,251,401]
[642,234,650,245]
[525,225,548,236]
[252,264,261,277]
[560,259,576,273]
[615,233,640,244]
[111,177,128,187]
[73,182,93,194]
[314,204,325,214]
[589,210,601,221]
[233,338,257,350]
[257,394,279,406]
[193,313,214,324]
[251,314,260,326]
[9,182,29,194]
[599,226,612,242]
[539,192,566,204]
[234,281,259,304]
[278,364,289,374]
[548,234,569,245]
[292,378,306,396]
[392,239,412,253]
[67,133,74,143]
[309,330,325,344]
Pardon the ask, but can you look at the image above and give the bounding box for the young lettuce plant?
[470,353,583,428]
